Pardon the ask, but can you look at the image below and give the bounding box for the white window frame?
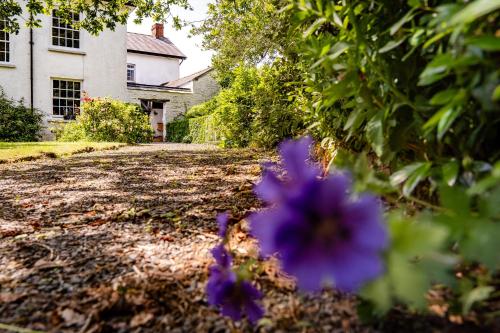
[52,79,82,119]
[51,10,81,49]
[127,63,136,82]
[0,19,10,63]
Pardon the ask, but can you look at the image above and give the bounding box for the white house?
[0,8,219,141]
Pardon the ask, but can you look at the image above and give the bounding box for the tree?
[192,0,296,84]
[0,0,190,35]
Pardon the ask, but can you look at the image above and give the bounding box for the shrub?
[57,98,153,143]
[175,64,305,148]
[165,117,189,142]
[166,113,222,144]
[0,88,43,142]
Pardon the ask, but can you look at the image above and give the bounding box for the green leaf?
[379,36,408,53]
[390,162,426,186]
[450,0,500,26]
[461,221,500,270]
[344,108,366,132]
[360,277,392,314]
[466,36,500,51]
[303,18,327,38]
[480,185,500,218]
[418,54,453,86]
[423,103,452,131]
[439,185,470,216]
[389,214,449,256]
[430,89,458,106]
[390,8,417,35]
[461,286,494,315]
[437,106,462,140]
[328,42,350,61]
[492,85,500,101]
[365,111,385,157]
[442,160,459,186]
[389,253,428,308]
[392,162,431,197]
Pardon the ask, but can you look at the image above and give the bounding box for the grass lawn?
[0,142,126,163]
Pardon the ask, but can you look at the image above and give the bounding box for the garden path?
[0,144,361,333]
[0,144,478,333]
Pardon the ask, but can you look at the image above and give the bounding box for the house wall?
[127,72,220,140]
[126,53,180,85]
[0,6,128,139]
[188,72,220,108]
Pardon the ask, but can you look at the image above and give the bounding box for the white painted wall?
[0,3,128,138]
[126,53,180,85]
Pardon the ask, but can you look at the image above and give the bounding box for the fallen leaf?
[60,308,86,326]
[130,312,154,328]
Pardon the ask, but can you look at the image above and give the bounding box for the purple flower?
[250,137,388,293]
[254,136,321,204]
[217,212,230,238]
[206,244,264,323]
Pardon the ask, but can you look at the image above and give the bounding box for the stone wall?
[127,71,220,123]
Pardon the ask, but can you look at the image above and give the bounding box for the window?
[52,11,80,48]
[52,79,81,119]
[0,19,10,62]
[127,64,136,82]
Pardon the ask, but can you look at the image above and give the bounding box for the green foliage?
[193,0,294,84]
[57,98,153,143]
[166,118,189,143]
[178,64,304,148]
[294,0,500,172]
[0,88,43,142]
[166,113,221,144]
[196,0,500,319]
[1,0,190,35]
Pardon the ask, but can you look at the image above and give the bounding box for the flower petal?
[343,194,388,251]
[329,245,385,292]
[314,173,351,216]
[254,169,285,204]
[249,208,288,256]
[211,244,232,268]
[217,212,230,238]
[279,136,320,182]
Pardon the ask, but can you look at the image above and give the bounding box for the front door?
[140,100,165,142]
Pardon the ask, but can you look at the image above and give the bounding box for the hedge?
[166,113,222,144]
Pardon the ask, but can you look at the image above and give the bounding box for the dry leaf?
[130,312,154,328]
[60,308,86,326]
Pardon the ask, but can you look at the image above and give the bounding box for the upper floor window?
[52,11,80,49]
[52,79,81,119]
[127,64,136,82]
[0,19,10,63]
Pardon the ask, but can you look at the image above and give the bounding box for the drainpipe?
[29,20,34,112]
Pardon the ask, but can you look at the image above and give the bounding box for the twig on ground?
[0,323,45,333]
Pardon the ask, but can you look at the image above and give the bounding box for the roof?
[127,32,187,59]
[164,67,214,88]
[127,82,190,92]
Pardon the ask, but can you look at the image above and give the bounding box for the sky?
[126,0,214,77]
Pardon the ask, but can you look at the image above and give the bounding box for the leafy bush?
[166,117,189,142]
[171,64,305,148]
[57,98,153,143]
[198,0,500,325]
[0,89,43,142]
[289,0,500,318]
[166,113,221,144]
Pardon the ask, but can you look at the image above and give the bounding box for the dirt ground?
[0,144,492,333]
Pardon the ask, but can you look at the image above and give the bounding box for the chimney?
[151,23,164,39]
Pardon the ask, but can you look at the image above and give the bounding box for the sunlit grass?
[0,142,126,162]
